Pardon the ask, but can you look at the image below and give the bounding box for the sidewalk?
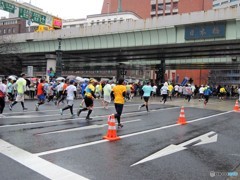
[147,96,238,112]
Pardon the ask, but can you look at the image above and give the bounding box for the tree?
[0,36,22,75]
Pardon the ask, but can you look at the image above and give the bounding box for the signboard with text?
[185,23,226,40]
[27,66,33,77]
[52,17,62,29]
[0,0,15,13]
[19,7,46,25]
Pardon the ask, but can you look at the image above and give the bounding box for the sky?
[0,0,104,19]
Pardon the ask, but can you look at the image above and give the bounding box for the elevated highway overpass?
[1,7,240,75]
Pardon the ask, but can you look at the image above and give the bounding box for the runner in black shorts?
[77,79,96,120]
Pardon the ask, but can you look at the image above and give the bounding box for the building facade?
[0,17,26,35]
[101,0,151,19]
[102,0,213,18]
[213,0,240,9]
[63,12,141,29]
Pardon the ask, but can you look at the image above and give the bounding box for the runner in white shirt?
[178,86,183,97]
[199,85,205,101]
[102,81,112,109]
[174,84,179,97]
[152,84,157,97]
[0,79,7,117]
[60,80,76,118]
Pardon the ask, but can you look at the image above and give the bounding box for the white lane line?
[3,103,142,115]
[35,111,233,156]
[0,107,179,128]
[0,139,88,180]
[38,119,142,135]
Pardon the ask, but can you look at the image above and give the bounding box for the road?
[0,97,239,180]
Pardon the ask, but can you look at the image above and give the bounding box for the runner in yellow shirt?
[168,83,174,101]
[111,78,126,128]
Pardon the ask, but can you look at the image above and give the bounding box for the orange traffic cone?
[233,100,240,112]
[177,106,187,125]
[103,114,120,141]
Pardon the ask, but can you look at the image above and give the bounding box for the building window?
[151,4,156,11]
[7,28,11,33]
[158,4,164,10]
[3,28,6,34]
[0,29,2,34]
[221,1,228,5]
[173,2,178,9]
[213,3,220,7]
[165,3,171,10]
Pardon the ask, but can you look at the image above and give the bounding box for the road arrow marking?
[131,131,217,167]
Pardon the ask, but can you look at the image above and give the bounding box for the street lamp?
[55,38,63,77]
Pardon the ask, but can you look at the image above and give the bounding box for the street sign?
[27,66,33,77]
[0,0,15,13]
[19,7,46,25]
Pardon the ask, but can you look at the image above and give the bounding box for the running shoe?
[85,117,92,120]
[118,124,123,129]
[77,109,82,117]
[60,109,63,115]
[23,108,28,111]
[204,101,207,106]
[138,105,141,110]
[9,104,12,111]
[35,104,39,111]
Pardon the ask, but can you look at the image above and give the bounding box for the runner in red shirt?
[35,79,46,111]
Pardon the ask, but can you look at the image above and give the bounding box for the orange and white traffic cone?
[177,106,187,125]
[233,100,240,112]
[103,114,120,141]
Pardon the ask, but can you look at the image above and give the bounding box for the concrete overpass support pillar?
[45,54,56,81]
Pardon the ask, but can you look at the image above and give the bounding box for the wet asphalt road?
[0,98,240,180]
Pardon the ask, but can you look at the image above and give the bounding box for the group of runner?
[1,74,240,125]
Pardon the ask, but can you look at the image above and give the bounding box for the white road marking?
[0,107,178,128]
[35,111,232,156]
[3,103,142,115]
[38,119,142,135]
[0,139,88,180]
[131,131,217,166]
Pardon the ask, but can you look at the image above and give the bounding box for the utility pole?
[118,0,122,12]
[55,38,63,77]
[156,0,158,17]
